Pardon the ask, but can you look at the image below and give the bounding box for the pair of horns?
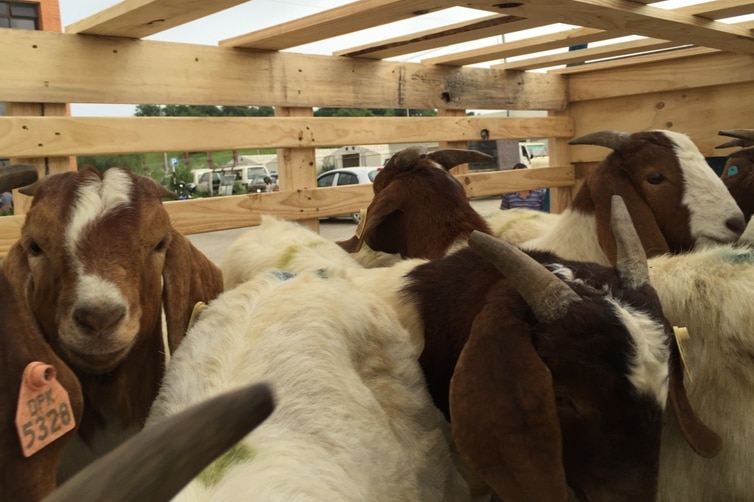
[568,130,631,150]
[0,164,38,194]
[389,146,494,171]
[716,129,754,150]
[469,196,647,323]
[47,383,275,502]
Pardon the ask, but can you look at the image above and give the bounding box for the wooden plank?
[0,165,575,258]
[552,46,717,75]
[334,15,543,60]
[493,0,754,54]
[495,38,682,71]
[565,50,754,101]
[438,109,471,174]
[0,29,567,111]
[0,116,574,157]
[423,0,754,66]
[220,0,453,50]
[65,0,247,38]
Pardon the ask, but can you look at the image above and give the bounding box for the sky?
[57,0,723,117]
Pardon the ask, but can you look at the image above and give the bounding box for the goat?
[715,129,754,224]
[2,166,224,479]
[490,130,745,265]
[145,268,470,501]
[46,383,274,502]
[401,196,720,501]
[645,245,754,500]
[338,146,494,260]
[0,165,85,500]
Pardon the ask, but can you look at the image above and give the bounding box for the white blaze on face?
[66,169,134,314]
[659,130,744,246]
[608,298,670,407]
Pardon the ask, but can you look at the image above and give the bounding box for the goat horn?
[610,195,649,288]
[718,129,754,141]
[569,130,631,150]
[0,164,38,194]
[428,149,494,171]
[468,231,581,323]
[46,382,275,502]
[715,138,753,149]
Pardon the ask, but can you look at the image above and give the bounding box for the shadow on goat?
[404,196,720,501]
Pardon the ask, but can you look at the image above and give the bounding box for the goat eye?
[28,240,43,256]
[555,396,581,417]
[154,239,167,252]
[647,173,665,185]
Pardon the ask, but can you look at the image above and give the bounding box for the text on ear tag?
[15,362,76,457]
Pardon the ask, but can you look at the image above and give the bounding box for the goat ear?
[589,169,670,264]
[338,183,407,255]
[162,230,224,352]
[1,243,31,297]
[450,297,569,501]
[666,335,722,458]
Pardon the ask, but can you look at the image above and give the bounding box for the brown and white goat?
[716,129,754,223]
[338,147,494,260]
[401,197,720,501]
[2,166,224,478]
[491,130,746,266]
[1,164,84,500]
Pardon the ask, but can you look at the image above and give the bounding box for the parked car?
[316,167,381,223]
[247,174,279,193]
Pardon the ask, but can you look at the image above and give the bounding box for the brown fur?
[2,167,223,469]
[0,271,84,500]
[721,148,754,222]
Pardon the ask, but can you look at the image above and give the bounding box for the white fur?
[648,244,754,500]
[146,270,469,501]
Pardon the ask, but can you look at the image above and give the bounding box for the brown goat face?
[16,168,171,374]
[722,153,754,222]
[617,131,743,251]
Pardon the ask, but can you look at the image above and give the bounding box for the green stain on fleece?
[197,443,256,488]
[717,246,754,265]
[276,241,327,270]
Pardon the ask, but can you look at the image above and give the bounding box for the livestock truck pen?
[2,0,753,259]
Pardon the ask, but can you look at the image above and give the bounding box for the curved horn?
[46,382,275,502]
[569,130,631,150]
[428,149,494,171]
[610,195,649,288]
[718,129,754,141]
[468,231,581,323]
[715,138,754,149]
[0,164,38,194]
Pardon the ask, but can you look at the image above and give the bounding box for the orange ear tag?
[15,362,76,457]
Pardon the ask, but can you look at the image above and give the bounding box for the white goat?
[146,267,469,501]
[647,244,754,501]
[489,130,744,265]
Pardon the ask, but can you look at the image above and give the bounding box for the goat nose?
[73,304,126,337]
[726,214,746,236]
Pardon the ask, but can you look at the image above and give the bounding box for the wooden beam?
[493,0,754,54]
[0,116,574,157]
[65,0,247,38]
[495,38,682,71]
[334,15,543,60]
[0,29,567,111]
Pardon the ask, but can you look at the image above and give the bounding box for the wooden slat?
[494,0,754,55]
[220,0,453,50]
[553,46,717,75]
[65,0,248,38]
[0,29,566,111]
[334,15,542,60]
[495,38,683,71]
[0,116,574,157]
[0,165,575,258]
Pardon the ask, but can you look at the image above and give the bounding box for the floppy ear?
[2,243,31,298]
[162,230,224,352]
[337,182,409,255]
[589,169,670,265]
[666,333,722,458]
[450,294,568,502]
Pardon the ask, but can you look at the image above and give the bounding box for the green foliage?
[77,154,148,174]
[313,108,437,117]
[134,104,275,117]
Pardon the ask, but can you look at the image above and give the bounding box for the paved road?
[188,196,502,265]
